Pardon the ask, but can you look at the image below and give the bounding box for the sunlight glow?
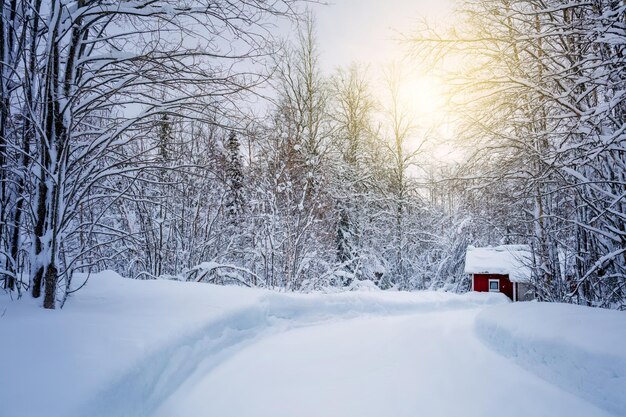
[400,74,447,119]
[393,69,464,166]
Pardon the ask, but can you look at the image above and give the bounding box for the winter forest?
[0,0,624,310]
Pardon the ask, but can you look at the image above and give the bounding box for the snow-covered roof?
[464,245,532,283]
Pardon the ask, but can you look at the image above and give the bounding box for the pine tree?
[224,131,245,222]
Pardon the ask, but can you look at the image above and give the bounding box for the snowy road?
[2,275,623,417]
[153,309,616,417]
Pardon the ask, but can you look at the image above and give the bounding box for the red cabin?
[464,245,533,302]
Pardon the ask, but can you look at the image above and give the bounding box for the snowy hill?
[0,272,624,417]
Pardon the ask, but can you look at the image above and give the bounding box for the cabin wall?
[517,282,534,301]
[473,274,514,300]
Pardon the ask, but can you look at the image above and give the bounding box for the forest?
[0,0,624,310]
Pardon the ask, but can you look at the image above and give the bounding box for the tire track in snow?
[79,292,505,417]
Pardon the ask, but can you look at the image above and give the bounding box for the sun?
[400,73,448,120]
[399,72,465,165]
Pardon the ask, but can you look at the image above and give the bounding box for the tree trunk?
[43,264,58,309]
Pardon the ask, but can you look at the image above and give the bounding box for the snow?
[1,272,624,417]
[476,302,626,416]
[0,271,266,417]
[464,244,533,282]
[155,310,619,417]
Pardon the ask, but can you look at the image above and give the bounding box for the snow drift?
[475,302,626,416]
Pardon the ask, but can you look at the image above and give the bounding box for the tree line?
[1,0,624,309]
[411,0,625,307]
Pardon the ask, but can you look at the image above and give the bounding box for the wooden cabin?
[464,245,533,302]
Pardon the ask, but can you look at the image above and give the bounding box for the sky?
[313,0,454,72]
[309,0,461,165]
[262,0,462,166]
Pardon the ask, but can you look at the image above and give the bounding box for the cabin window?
[488,279,500,292]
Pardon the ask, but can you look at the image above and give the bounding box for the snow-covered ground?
[476,303,626,415]
[0,272,624,417]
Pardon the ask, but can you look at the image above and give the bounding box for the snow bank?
[475,302,626,416]
[0,271,267,417]
[0,273,506,417]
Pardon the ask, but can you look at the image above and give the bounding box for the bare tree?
[408,0,626,307]
[1,0,303,308]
